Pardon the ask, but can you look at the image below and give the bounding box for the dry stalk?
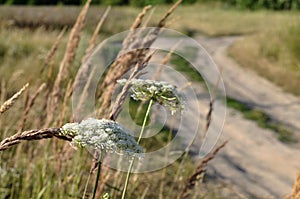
[134,40,181,130]
[18,83,47,132]
[158,0,182,28]
[81,6,111,64]
[41,27,67,74]
[74,62,96,119]
[204,67,223,133]
[172,66,224,194]
[285,171,300,199]
[59,80,73,127]
[47,0,91,126]
[179,140,228,199]
[63,0,91,71]
[143,7,156,28]
[93,3,182,196]
[97,1,181,118]
[98,5,152,94]
[185,66,223,156]
[0,128,72,152]
[0,79,6,104]
[74,6,111,116]
[153,40,181,80]
[96,5,153,118]
[109,50,156,120]
[137,0,182,50]
[122,5,152,51]
[0,83,29,115]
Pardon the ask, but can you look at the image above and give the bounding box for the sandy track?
[150,35,300,198]
[195,35,300,198]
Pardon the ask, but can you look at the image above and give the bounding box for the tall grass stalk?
[122,99,153,199]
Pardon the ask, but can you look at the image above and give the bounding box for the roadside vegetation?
[0,1,234,198]
[0,1,299,198]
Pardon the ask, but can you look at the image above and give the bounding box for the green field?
[0,4,299,94]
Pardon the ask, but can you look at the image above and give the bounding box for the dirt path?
[194,35,300,198]
[197,35,300,131]
[148,35,300,198]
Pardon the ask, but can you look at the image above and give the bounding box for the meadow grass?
[1,4,299,96]
[0,3,299,198]
[0,2,236,198]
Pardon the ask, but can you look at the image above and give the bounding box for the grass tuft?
[226,97,295,143]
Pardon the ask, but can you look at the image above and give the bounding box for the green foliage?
[0,0,199,5]
[0,42,7,59]
[58,0,81,5]
[5,0,27,4]
[286,25,300,63]
[221,0,300,10]
[129,98,151,126]
[170,48,204,82]
[129,0,168,7]
[129,0,145,7]
[27,0,58,5]
[102,0,128,5]
[180,0,198,4]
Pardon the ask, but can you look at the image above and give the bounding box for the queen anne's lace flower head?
[61,118,143,159]
[117,79,183,115]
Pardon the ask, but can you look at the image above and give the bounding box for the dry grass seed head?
[47,0,91,126]
[97,1,182,118]
[41,27,67,74]
[81,6,111,64]
[0,83,29,115]
[285,171,300,199]
[180,141,228,199]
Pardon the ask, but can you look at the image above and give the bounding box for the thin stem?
[137,99,153,143]
[121,99,153,199]
[82,171,92,199]
[92,152,103,199]
[121,158,134,199]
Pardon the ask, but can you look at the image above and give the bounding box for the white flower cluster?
[117,79,183,115]
[61,118,143,159]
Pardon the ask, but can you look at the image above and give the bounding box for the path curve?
[195,35,300,198]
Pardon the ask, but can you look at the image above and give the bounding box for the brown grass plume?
[0,83,29,115]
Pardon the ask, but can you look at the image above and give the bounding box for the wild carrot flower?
[117,79,183,114]
[61,118,143,159]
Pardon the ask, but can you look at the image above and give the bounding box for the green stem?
[121,99,153,199]
[82,172,91,199]
[92,152,103,199]
[121,158,134,199]
[137,99,153,144]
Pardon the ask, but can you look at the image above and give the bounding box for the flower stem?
[82,171,91,199]
[121,99,153,199]
[137,99,153,143]
[92,152,103,199]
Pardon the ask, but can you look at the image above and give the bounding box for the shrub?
[221,0,299,10]
[130,0,168,7]
[102,0,128,5]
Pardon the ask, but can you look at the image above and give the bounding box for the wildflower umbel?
[61,118,143,159]
[117,79,183,114]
